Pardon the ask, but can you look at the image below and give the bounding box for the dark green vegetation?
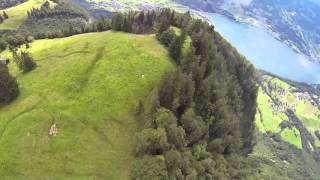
[0,11,9,23]
[0,63,19,105]
[11,49,36,73]
[22,0,89,37]
[0,1,259,178]
[0,0,114,53]
[110,9,258,179]
[0,0,89,52]
[249,131,320,179]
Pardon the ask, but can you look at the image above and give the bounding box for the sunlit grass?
[0,0,49,30]
[0,31,173,179]
[256,75,320,149]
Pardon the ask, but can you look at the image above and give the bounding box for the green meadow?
[256,75,320,149]
[0,31,173,179]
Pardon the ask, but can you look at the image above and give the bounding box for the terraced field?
[0,31,173,179]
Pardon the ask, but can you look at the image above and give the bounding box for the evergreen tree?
[3,11,8,19]
[122,16,132,32]
[111,13,124,31]
[0,63,19,104]
[156,18,170,39]
[131,156,168,180]
[12,50,37,73]
[135,128,169,156]
[166,124,186,149]
[159,28,175,47]
[169,34,185,63]
[109,9,259,178]
[0,39,7,51]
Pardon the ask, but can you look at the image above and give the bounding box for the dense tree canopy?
[110,9,258,179]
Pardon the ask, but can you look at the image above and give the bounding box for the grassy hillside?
[251,73,320,179]
[256,74,320,149]
[0,31,173,179]
[0,0,48,30]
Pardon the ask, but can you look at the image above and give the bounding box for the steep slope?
[0,31,173,179]
[0,0,48,30]
[251,73,320,179]
[256,73,320,150]
[70,1,320,177]
[82,0,320,151]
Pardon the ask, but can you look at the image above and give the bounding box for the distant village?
[263,77,319,114]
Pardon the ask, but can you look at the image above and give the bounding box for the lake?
[206,13,320,84]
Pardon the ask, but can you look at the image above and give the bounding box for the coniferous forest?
[110,9,258,179]
[0,1,258,179]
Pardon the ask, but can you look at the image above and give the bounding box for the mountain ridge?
[0,1,319,179]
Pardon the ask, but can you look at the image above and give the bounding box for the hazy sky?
[311,0,320,5]
[228,0,320,6]
[227,0,253,6]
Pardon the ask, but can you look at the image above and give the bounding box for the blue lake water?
[206,13,320,84]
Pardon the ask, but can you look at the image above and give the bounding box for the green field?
[0,0,48,30]
[0,31,173,179]
[256,75,320,149]
[252,75,320,178]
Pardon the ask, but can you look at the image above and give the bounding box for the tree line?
[0,47,36,105]
[111,9,258,179]
[27,1,87,20]
[0,0,96,105]
[0,0,110,52]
